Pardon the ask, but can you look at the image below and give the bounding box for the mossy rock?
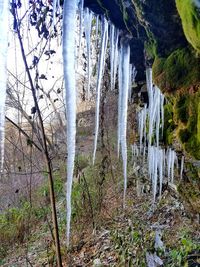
[133,0,187,58]
[178,182,200,216]
[175,94,189,124]
[197,101,200,143]
[176,0,200,53]
[163,102,176,145]
[153,47,200,92]
[178,162,200,216]
[175,92,200,159]
[178,128,190,143]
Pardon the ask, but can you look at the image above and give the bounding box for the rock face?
[84,0,200,158]
[176,0,200,53]
[84,0,200,213]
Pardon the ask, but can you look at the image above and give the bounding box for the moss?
[178,182,200,214]
[153,47,200,92]
[197,102,200,143]
[176,95,189,124]
[144,37,157,59]
[163,103,176,145]
[177,162,200,215]
[178,129,190,143]
[185,136,200,159]
[176,0,200,53]
[175,92,200,159]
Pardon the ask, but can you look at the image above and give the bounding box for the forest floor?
[2,156,200,266]
[1,106,200,267]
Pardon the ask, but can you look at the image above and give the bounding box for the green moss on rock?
[176,94,189,124]
[176,0,200,53]
[177,162,200,216]
[163,103,176,145]
[197,102,200,143]
[153,47,200,92]
[178,128,190,143]
[175,92,200,160]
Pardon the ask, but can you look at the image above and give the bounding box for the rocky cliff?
[84,0,200,216]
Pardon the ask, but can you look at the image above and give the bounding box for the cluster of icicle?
[135,69,184,203]
[62,0,136,244]
[0,0,9,172]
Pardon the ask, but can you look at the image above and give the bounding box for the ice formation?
[53,0,60,26]
[146,68,164,146]
[110,25,119,91]
[138,104,147,153]
[180,155,184,180]
[132,143,139,158]
[62,0,78,245]
[78,0,84,56]
[118,41,130,207]
[166,148,177,183]
[84,8,93,97]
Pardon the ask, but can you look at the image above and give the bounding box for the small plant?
[166,231,200,267]
[0,201,32,258]
[111,222,154,266]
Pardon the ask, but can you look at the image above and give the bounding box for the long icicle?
[84,8,93,98]
[117,46,122,157]
[93,17,108,164]
[78,0,84,55]
[119,41,130,207]
[0,0,9,172]
[113,29,119,90]
[110,24,115,91]
[62,0,78,246]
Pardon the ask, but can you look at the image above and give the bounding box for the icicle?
[161,94,165,136]
[128,64,132,100]
[95,15,99,48]
[158,149,164,197]
[52,0,60,26]
[180,155,184,180]
[132,143,139,158]
[117,45,122,157]
[147,146,165,201]
[118,40,130,207]
[146,69,164,146]
[110,24,115,91]
[93,17,108,164]
[167,148,172,182]
[84,8,93,97]
[171,150,175,183]
[113,29,119,90]
[155,89,161,147]
[62,0,78,246]
[0,0,9,172]
[138,104,147,153]
[78,0,84,57]
[153,147,158,203]
[166,148,177,183]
